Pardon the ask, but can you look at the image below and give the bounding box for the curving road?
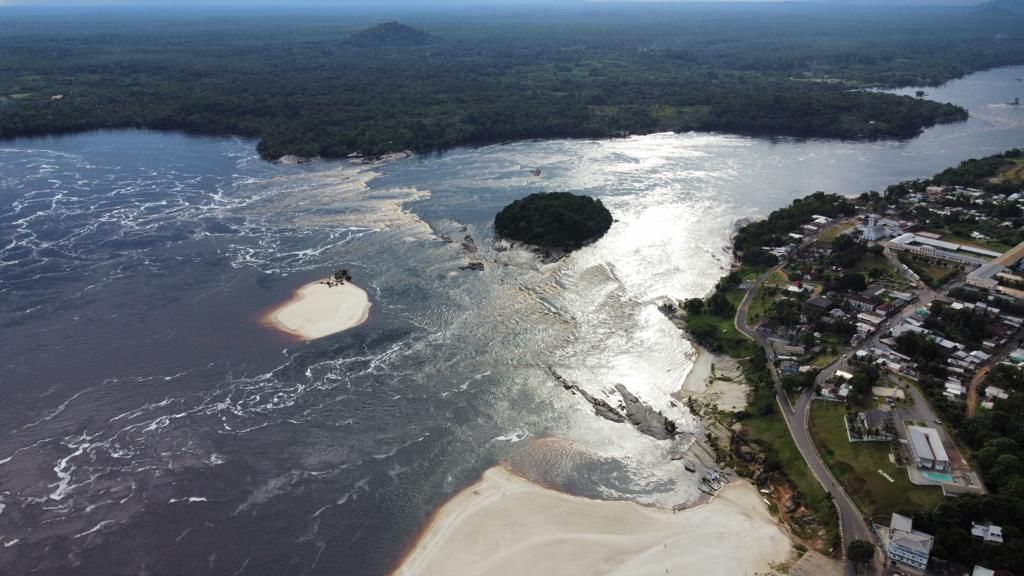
[735,262,879,576]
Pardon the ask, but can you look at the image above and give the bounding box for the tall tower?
[864,214,880,242]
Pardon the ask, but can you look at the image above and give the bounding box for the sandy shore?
[393,466,792,576]
[262,280,371,340]
[678,346,749,413]
[680,345,715,393]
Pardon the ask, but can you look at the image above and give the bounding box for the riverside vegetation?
[682,152,1024,570]
[3,3,1024,159]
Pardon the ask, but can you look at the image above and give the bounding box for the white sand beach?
[678,347,749,413]
[263,280,371,340]
[393,466,793,576]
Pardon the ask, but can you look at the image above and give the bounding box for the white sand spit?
[393,466,792,576]
[263,280,370,340]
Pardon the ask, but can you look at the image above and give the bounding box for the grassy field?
[818,222,855,244]
[744,412,839,543]
[1002,158,1024,184]
[686,288,760,357]
[809,403,944,518]
[765,268,789,287]
[854,252,898,281]
[746,285,778,324]
[810,351,841,369]
[898,254,959,288]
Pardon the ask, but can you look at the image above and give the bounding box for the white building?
[887,233,999,266]
[971,523,1004,545]
[885,513,934,571]
[907,426,950,471]
[863,214,885,241]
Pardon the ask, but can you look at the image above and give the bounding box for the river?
[0,65,1021,575]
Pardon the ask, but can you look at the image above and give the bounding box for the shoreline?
[261,278,371,341]
[679,344,715,395]
[677,343,750,413]
[392,465,793,576]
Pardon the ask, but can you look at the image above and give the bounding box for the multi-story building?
[907,426,950,472]
[885,513,934,572]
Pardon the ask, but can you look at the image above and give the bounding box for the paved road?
[735,264,878,576]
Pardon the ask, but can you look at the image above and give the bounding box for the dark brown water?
[1,66,1022,575]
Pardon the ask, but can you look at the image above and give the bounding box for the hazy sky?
[0,0,991,5]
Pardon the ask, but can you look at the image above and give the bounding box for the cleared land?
[809,403,943,518]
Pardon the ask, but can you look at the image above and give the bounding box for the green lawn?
[818,222,855,243]
[810,351,840,369]
[744,412,838,543]
[854,252,898,281]
[1002,158,1024,184]
[746,285,778,324]
[898,254,959,288]
[765,268,789,287]
[809,403,944,518]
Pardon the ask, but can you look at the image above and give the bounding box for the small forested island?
[494,192,613,252]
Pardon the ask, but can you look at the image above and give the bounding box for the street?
[735,263,880,576]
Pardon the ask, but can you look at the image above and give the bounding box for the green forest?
[494,192,612,251]
[2,3,1023,159]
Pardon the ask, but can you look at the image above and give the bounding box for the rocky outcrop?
[552,370,627,424]
[552,369,677,439]
[277,154,319,165]
[614,384,677,440]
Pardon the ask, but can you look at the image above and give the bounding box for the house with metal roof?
[885,513,934,572]
[971,523,1004,545]
[907,426,950,471]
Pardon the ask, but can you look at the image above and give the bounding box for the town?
[674,149,1024,575]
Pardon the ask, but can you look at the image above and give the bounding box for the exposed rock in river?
[551,369,677,439]
[277,154,319,165]
[614,384,677,440]
[460,234,478,253]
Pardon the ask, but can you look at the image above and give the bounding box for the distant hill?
[973,0,1024,14]
[347,22,434,48]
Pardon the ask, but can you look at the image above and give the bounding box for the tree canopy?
[494,192,613,251]
[2,5,1019,159]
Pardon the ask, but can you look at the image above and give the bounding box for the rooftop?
[971,523,1004,544]
[907,426,950,465]
[891,513,913,534]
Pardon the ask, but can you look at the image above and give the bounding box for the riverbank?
[262,279,371,340]
[678,346,750,413]
[393,466,793,576]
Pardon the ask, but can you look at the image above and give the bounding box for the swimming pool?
[924,471,953,483]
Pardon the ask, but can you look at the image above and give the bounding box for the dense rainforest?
[0,3,1023,159]
[494,192,613,251]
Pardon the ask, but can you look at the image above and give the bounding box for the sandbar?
[263,280,371,340]
[393,466,793,576]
